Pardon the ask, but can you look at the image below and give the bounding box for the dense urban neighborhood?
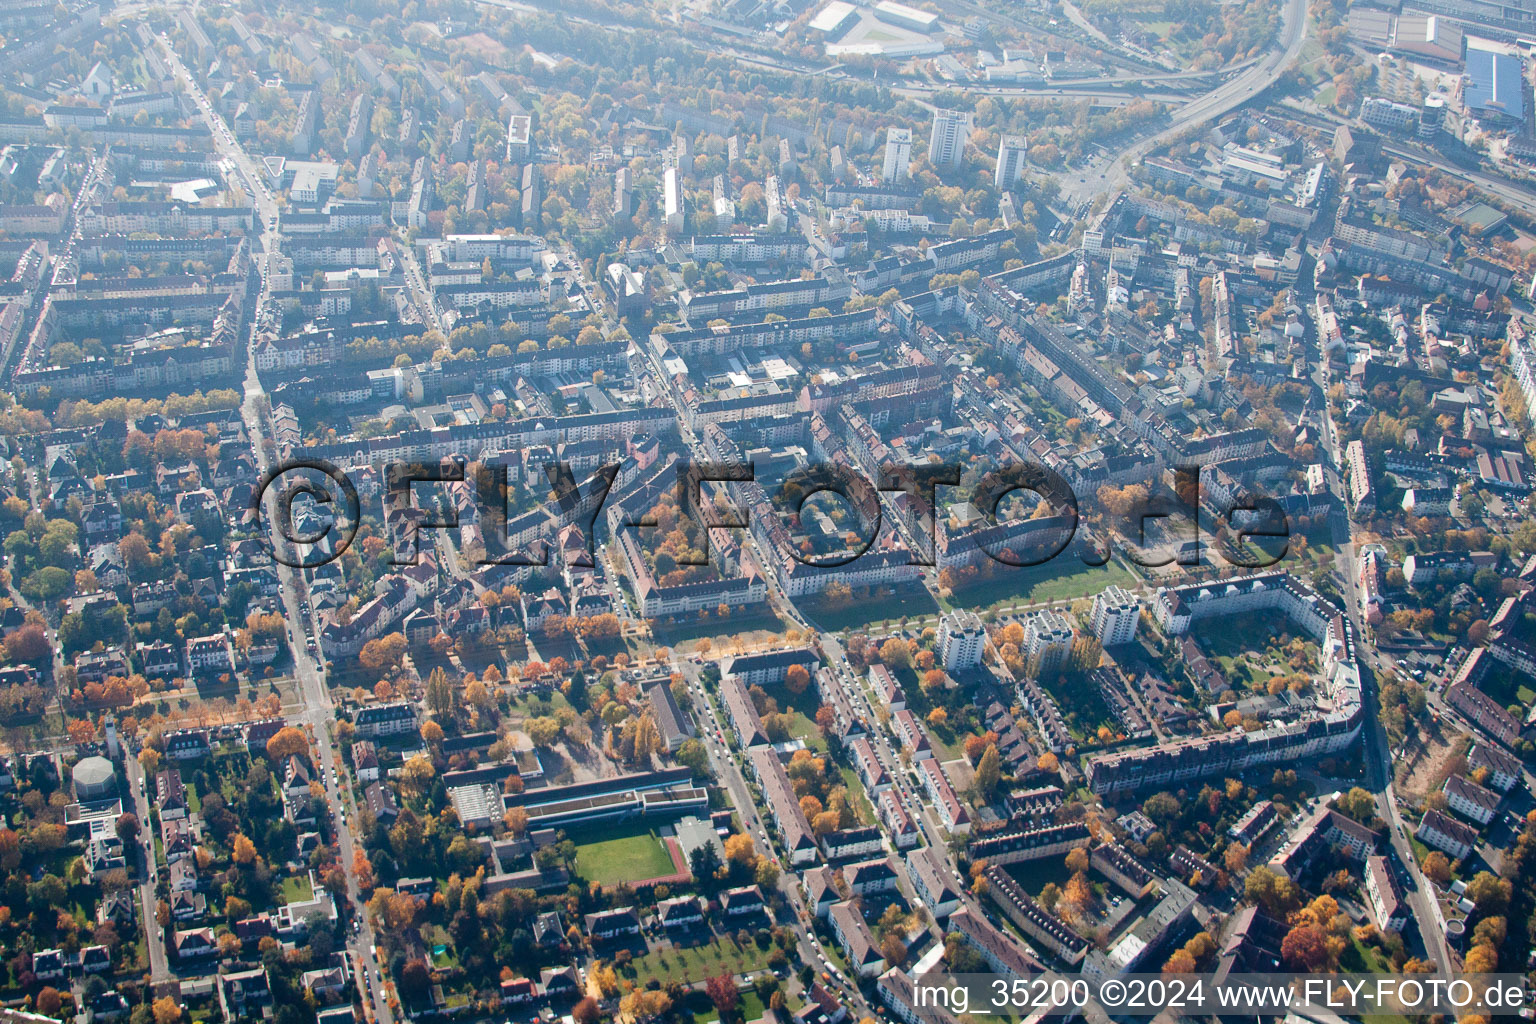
[4,0,1536,1021]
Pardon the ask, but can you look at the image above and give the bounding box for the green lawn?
[649,608,791,649]
[279,873,314,904]
[571,824,676,887]
[925,725,968,763]
[1341,935,1394,975]
[801,584,940,633]
[1004,855,1076,898]
[702,989,766,1024]
[627,933,773,985]
[786,709,828,753]
[836,765,875,827]
[185,780,201,814]
[759,676,829,755]
[944,558,1138,612]
[1478,661,1534,710]
[508,689,571,717]
[425,925,459,969]
[1040,670,1117,742]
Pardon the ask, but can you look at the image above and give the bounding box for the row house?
[968,821,1091,867]
[983,864,1089,965]
[878,790,919,849]
[746,747,819,865]
[906,845,961,919]
[318,576,417,658]
[1364,855,1408,933]
[352,701,417,739]
[1416,809,1478,861]
[1443,774,1500,826]
[846,737,889,794]
[892,709,931,760]
[919,759,970,834]
[1468,743,1521,792]
[843,857,898,897]
[827,901,885,979]
[821,825,882,862]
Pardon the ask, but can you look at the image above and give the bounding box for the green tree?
[1333,787,1376,825]
[1465,871,1511,915]
[975,744,1001,798]
[20,566,72,602]
[425,666,454,721]
[675,738,709,773]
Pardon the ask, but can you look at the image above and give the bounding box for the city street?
[161,34,396,1024]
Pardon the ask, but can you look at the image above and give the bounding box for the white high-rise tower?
[882,127,912,182]
[928,108,973,170]
[995,134,1028,187]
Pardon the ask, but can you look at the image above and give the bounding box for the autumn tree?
[878,637,911,668]
[152,996,182,1024]
[399,959,431,999]
[1059,871,1094,922]
[1464,944,1499,973]
[618,990,671,1020]
[4,622,49,661]
[526,716,561,748]
[624,711,662,763]
[401,754,435,792]
[1420,850,1452,884]
[231,834,257,866]
[705,972,738,1016]
[35,988,62,1016]
[1333,786,1377,825]
[1280,923,1330,970]
[1244,865,1300,917]
[358,632,408,672]
[785,664,811,694]
[676,737,709,772]
[352,849,375,893]
[265,726,308,761]
[724,833,756,865]
[1163,949,1196,974]
[115,812,140,843]
[963,732,996,764]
